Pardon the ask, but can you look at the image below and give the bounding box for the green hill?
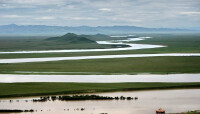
[80,34,111,41]
[47,33,96,44]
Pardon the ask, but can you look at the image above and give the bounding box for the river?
[0,74,200,83]
[0,53,200,63]
[0,89,199,114]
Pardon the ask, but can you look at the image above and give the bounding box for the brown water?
[0,89,200,114]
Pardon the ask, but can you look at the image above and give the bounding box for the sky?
[0,0,200,28]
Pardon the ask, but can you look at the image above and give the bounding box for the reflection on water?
[0,73,200,83]
[0,53,200,63]
[0,89,200,114]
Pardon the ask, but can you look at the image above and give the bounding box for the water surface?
[0,53,200,63]
[0,89,199,114]
[0,74,200,83]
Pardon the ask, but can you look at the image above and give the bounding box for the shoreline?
[1,72,200,75]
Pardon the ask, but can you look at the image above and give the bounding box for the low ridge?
[47,33,96,44]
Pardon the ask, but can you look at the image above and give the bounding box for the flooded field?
[0,89,199,114]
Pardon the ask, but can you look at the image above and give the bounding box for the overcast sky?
[0,0,200,27]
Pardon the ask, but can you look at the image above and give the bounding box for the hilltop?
[47,33,96,44]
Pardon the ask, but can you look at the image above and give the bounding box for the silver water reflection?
[0,74,200,82]
[0,89,200,114]
[0,53,200,63]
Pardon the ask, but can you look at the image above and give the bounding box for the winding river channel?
[0,37,164,54]
[0,36,200,63]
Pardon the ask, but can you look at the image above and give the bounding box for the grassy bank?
[0,82,200,98]
[1,56,200,74]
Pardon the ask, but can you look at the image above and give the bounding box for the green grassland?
[0,33,199,74]
[0,34,199,59]
[135,33,200,53]
[1,56,200,74]
[184,110,200,114]
[0,38,112,51]
[0,82,199,98]
[0,33,128,51]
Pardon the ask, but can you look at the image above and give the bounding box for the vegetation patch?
[46,33,96,44]
[1,56,200,74]
[32,95,138,102]
[0,82,199,98]
[0,109,34,113]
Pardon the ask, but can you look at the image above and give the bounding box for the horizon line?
[0,24,199,29]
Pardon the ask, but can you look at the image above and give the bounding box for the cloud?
[1,15,29,18]
[1,0,66,5]
[34,16,55,20]
[99,8,112,11]
[70,17,98,21]
[108,16,142,23]
[180,12,200,15]
[0,0,200,27]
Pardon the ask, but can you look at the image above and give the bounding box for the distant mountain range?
[0,24,199,36]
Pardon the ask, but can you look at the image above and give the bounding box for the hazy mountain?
[0,24,198,36]
[47,33,96,44]
[187,27,200,31]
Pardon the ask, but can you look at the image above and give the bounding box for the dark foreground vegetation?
[0,109,34,113]
[32,95,138,102]
[0,82,199,98]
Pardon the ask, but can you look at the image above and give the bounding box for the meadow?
[0,33,200,74]
[0,82,200,98]
[0,33,199,59]
[0,37,112,51]
[0,56,200,74]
